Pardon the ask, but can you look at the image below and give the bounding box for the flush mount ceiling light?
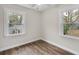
[18,4,58,11]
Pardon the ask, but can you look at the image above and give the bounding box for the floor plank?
[0,40,74,55]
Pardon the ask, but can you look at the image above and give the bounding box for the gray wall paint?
[42,4,79,54]
[0,4,40,51]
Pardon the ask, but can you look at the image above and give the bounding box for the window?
[4,8,26,36]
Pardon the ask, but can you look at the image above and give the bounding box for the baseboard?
[0,37,39,52]
[42,38,79,55]
[1,37,78,55]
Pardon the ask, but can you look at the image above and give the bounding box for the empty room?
[0,4,79,55]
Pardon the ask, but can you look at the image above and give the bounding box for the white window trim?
[4,8,26,36]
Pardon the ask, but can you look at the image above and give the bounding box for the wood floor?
[0,40,73,55]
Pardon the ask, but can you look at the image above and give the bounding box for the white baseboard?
[1,37,78,55]
[0,37,39,52]
[42,38,79,55]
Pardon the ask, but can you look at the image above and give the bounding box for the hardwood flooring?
[0,40,73,55]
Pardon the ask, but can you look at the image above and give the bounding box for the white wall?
[0,4,40,51]
[42,4,79,54]
[1,4,79,54]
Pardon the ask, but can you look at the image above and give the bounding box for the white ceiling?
[18,4,57,11]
